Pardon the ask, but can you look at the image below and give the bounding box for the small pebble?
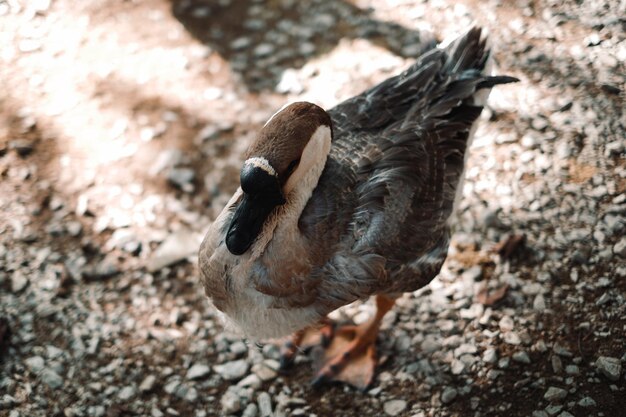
[512,351,531,364]
[441,387,458,404]
[565,365,579,375]
[11,272,29,293]
[187,363,211,380]
[214,359,250,381]
[237,374,262,389]
[252,363,277,382]
[383,399,407,416]
[117,386,136,401]
[221,387,243,414]
[553,344,573,357]
[544,404,563,415]
[503,332,521,345]
[25,356,45,373]
[242,403,258,417]
[483,348,498,364]
[40,368,63,389]
[139,375,157,392]
[544,387,567,402]
[257,392,272,417]
[551,355,563,374]
[578,396,596,407]
[595,356,621,381]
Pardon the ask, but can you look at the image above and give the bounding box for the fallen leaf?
[492,234,526,259]
[476,284,509,305]
[448,249,494,267]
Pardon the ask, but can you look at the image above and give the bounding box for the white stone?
[237,374,262,390]
[512,351,531,364]
[533,294,546,311]
[221,388,243,414]
[257,392,272,417]
[544,387,567,402]
[139,375,157,392]
[214,359,249,381]
[25,356,45,373]
[384,399,407,416]
[483,348,498,364]
[40,369,63,389]
[186,363,211,380]
[253,43,274,57]
[118,386,136,401]
[595,356,621,381]
[613,237,626,257]
[11,271,28,293]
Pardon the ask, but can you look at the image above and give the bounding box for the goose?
[199,27,518,389]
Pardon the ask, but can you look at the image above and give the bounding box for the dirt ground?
[0,0,624,416]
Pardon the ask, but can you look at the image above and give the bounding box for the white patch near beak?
[244,156,277,178]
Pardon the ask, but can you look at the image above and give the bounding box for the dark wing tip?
[477,75,520,90]
[442,25,489,73]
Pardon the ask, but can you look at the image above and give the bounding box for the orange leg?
[311,295,396,390]
[279,317,334,370]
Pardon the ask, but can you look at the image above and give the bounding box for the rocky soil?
[0,0,624,416]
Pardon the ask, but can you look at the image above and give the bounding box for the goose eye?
[286,159,300,175]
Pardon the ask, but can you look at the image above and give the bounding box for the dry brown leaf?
[476,284,509,305]
[568,160,597,184]
[492,234,526,259]
[448,250,493,267]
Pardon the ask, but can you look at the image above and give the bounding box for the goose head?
[225,101,333,256]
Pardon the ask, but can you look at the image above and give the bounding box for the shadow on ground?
[170,0,435,91]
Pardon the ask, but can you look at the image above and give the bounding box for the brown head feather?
[245,102,333,184]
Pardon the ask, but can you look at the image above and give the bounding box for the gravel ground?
[0,0,624,416]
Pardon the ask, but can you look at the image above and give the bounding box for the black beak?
[225,189,285,255]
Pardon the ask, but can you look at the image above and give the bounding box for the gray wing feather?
[298,27,518,305]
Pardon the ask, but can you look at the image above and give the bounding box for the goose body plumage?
[199,27,517,340]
